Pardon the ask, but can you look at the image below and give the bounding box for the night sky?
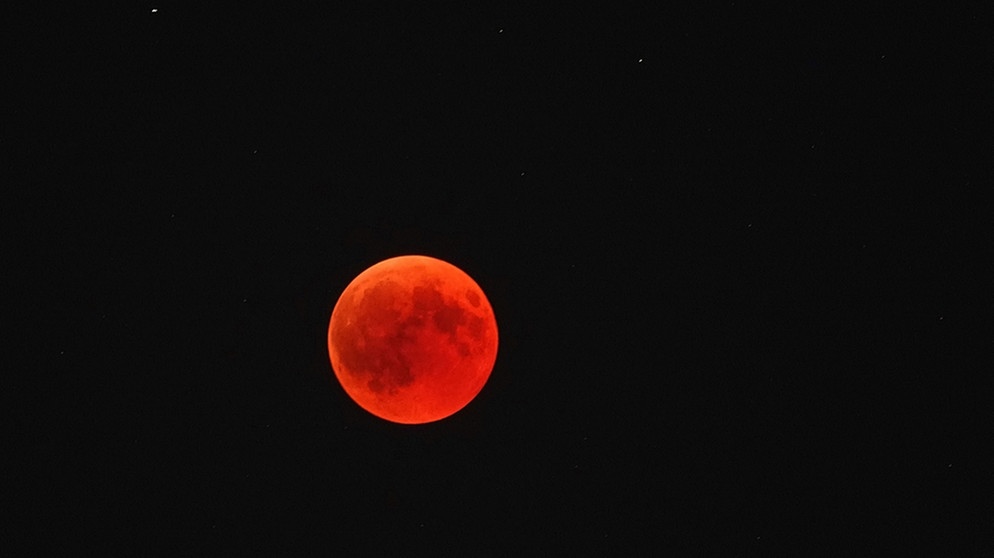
[7,3,990,554]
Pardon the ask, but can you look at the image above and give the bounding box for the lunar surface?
[328,255,498,424]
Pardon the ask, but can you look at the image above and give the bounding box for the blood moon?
[327,255,498,424]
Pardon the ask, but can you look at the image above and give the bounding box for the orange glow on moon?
[327,255,498,424]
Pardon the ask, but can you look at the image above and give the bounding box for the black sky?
[6,3,991,554]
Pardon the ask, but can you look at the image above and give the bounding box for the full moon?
[327,255,498,424]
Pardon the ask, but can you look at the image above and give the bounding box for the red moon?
[327,255,498,424]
